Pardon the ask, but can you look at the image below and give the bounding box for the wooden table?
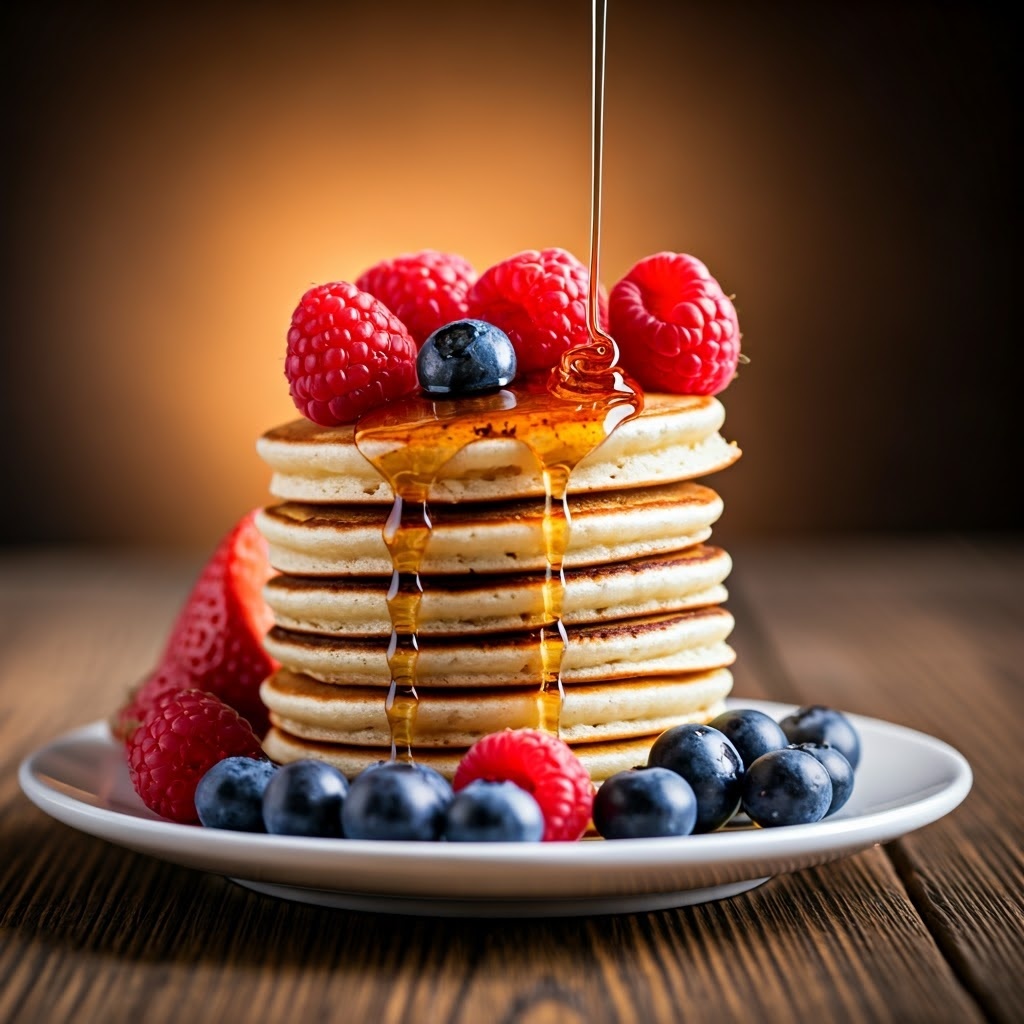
[2,539,1021,1023]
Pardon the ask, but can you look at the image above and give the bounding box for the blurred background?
[1,0,1018,552]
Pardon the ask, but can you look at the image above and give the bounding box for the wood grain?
[2,542,1021,1024]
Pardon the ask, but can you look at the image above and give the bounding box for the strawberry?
[113,510,277,740]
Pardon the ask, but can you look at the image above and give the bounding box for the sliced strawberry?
[112,510,277,742]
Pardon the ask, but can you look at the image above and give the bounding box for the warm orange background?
[1,2,1017,548]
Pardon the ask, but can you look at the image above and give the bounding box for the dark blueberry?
[342,761,454,841]
[778,705,861,769]
[444,780,544,842]
[194,756,277,832]
[708,708,789,770]
[592,767,698,840]
[647,724,743,832]
[741,748,833,827]
[261,759,348,838]
[417,318,516,396]
[790,742,855,815]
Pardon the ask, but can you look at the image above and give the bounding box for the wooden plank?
[728,538,1024,1024]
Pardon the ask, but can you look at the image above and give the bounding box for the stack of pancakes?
[255,392,740,782]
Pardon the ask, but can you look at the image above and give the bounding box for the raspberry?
[355,250,477,347]
[285,281,418,426]
[466,248,607,374]
[111,662,192,745]
[453,729,594,841]
[609,252,741,395]
[126,690,264,823]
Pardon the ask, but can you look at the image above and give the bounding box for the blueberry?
[647,724,744,832]
[195,756,277,832]
[261,759,348,837]
[342,761,454,841]
[778,705,861,769]
[708,708,789,770]
[592,767,698,840]
[417,319,516,395]
[790,742,854,815]
[741,748,833,827]
[444,780,544,842]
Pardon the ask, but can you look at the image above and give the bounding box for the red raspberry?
[127,690,264,823]
[466,248,607,374]
[609,252,741,396]
[285,281,418,425]
[355,250,477,347]
[111,662,193,745]
[453,729,594,841]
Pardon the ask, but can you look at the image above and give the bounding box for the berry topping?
[466,247,607,374]
[112,661,193,745]
[195,755,277,832]
[609,252,741,395]
[778,705,861,770]
[741,747,834,827]
[444,780,545,842]
[355,250,477,347]
[647,723,743,832]
[789,742,855,816]
[285,281,418,426]
[126,690,264,824]
[417,319,517,396]
[453,728,594,842]
[157,510,276,736]
[262,759,349,838]
[593,767,698,840]
[708,708,788,770]
[342,761,453,841]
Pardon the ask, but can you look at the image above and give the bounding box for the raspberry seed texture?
[356,250,477,347]
[609,252,741,395]
[285,281,418,425]
[466,248,607,374]
[453,728,594,841]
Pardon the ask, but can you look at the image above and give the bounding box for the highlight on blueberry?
[789,742,854,815]
[593,766,698,840]
[708,708,788,770]
[195,756,278,832]
[741,747,833,827]
[778,705,861,770]
[444,780,544,842]
[261,758,349,838]
[342,760,454,841]
[647,723,743,832]
[417,318,516,396]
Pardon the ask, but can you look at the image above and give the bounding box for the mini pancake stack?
[255,392,740,782]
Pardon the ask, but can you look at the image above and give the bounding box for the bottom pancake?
[261,682,730,783]
[261,667,733,747]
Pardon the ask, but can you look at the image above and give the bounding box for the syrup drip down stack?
[255,389,741,783]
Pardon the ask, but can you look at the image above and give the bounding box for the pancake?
[262,607,735,688]
[257,393,740,505]
[261,667,733,747]
[262,727,714,783]
[257,481,723,576]
[263,545,731,636]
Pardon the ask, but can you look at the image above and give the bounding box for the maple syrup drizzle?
[354,0,642,759]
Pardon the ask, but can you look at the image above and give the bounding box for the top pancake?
[257,392,740,504]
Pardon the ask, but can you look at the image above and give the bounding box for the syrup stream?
[355,0,642,760]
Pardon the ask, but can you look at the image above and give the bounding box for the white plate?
[18,700,972,917]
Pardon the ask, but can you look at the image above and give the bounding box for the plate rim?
[17,700,973,909]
